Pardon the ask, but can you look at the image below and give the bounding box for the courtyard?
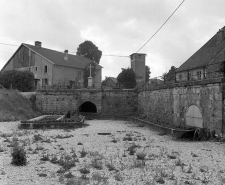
[0,120,225,185]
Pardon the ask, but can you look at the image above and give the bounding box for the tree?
[161,66,177,83]
[76,40,102,64]
[165,66,177,82]
[0,70,35,92]
[117,68,136,89]
[145,65,151,83]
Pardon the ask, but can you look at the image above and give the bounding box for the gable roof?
[176,26,225,72]
[108,77,117,84]
[2,43,102,71]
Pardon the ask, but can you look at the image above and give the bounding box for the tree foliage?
[145,65,151,83]
[117,68,136,89]
[0,70,35,92]
[161,66,177,83]
[76,40,102,64]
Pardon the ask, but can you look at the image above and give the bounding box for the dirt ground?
[0,120,225,185]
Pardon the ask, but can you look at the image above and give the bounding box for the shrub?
[11,142,27,166]
[0,70,35,92]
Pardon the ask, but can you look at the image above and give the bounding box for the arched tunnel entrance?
[79,101,97,113]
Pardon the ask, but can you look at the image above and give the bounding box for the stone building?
[130,53,146,84]
[176,26,225,81]
[1,41,102,89]
[102,77,118,89]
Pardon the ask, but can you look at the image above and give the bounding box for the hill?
[0,89,41,121]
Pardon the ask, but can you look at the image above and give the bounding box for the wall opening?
[186,105,203,128]
[79,101,97,113]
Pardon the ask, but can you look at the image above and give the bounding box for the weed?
[132,160,145,168]
[40,153,50,161]
[64,172,74,178]
[33,134,43,142]
[58,153,77,170]
[128,143,138,155]
[79,147,87,158]
[11,142,27,166]
[66,177,89,185]
[200,165,208,173]
[114,172,123,181]
[137,123,145,127]
[0,147,4,152]
[79,167,90,174]
[191,152,198,157]
[123,135,133,141]
[50,154,58,164]
[175,158,184,166]
[148,153,158,160]
[91,158,103,170]
[38,173,47,177]
[136,152,146,160]
[35,144,44,151]
[186,163,193,173]
[167,154,177,159]
[155,176,165,184]
[106,162,116,171]
[92,172,108,184]
[111,138,118,143]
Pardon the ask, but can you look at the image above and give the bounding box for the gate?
[185,105,203,128]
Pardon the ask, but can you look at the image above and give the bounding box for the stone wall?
[173,83,223,134]
[138,79,225,135]
[102,90,138,115]
[138,88,174,126]
[36,89,137,116]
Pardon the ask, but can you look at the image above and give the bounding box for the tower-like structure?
[130,53,146,84]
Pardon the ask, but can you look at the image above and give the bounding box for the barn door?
[186,105,203,128]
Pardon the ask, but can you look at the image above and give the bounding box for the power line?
[136,0,186,53]
[102,54,129,58]
[0,51,13,54]
[0,42,18,47]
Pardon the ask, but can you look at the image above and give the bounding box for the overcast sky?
[0,0,225,79]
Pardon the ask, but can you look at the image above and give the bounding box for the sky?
[0,0,225,80]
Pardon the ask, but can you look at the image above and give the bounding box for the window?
[197,71,201,80]
[179,75,182,81]
[43,78,48,85]
[78,71,81,79]
[188,72,192,80]
[44,65,47,73]
[35,67,37,71]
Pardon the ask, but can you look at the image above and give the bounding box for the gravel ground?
[0,120,225,185]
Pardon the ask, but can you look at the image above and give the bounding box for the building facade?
[176,27,225,82]
[1,41,102,89]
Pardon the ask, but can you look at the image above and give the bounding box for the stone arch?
[185,105,203,128]
[79,101,97,113]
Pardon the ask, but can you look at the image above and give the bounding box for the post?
[87,63,94,88]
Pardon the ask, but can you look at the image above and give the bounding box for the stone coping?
[130,117,195,138]
[139,77,225,92]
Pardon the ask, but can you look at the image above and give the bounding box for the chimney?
[217,28,224,43]
[35,41,42,47]
[64,50,68,61]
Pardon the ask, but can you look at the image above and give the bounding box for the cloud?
[1,0,225,80]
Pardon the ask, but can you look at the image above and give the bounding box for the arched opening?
[79,101,97,113]
[186,105,203,128]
